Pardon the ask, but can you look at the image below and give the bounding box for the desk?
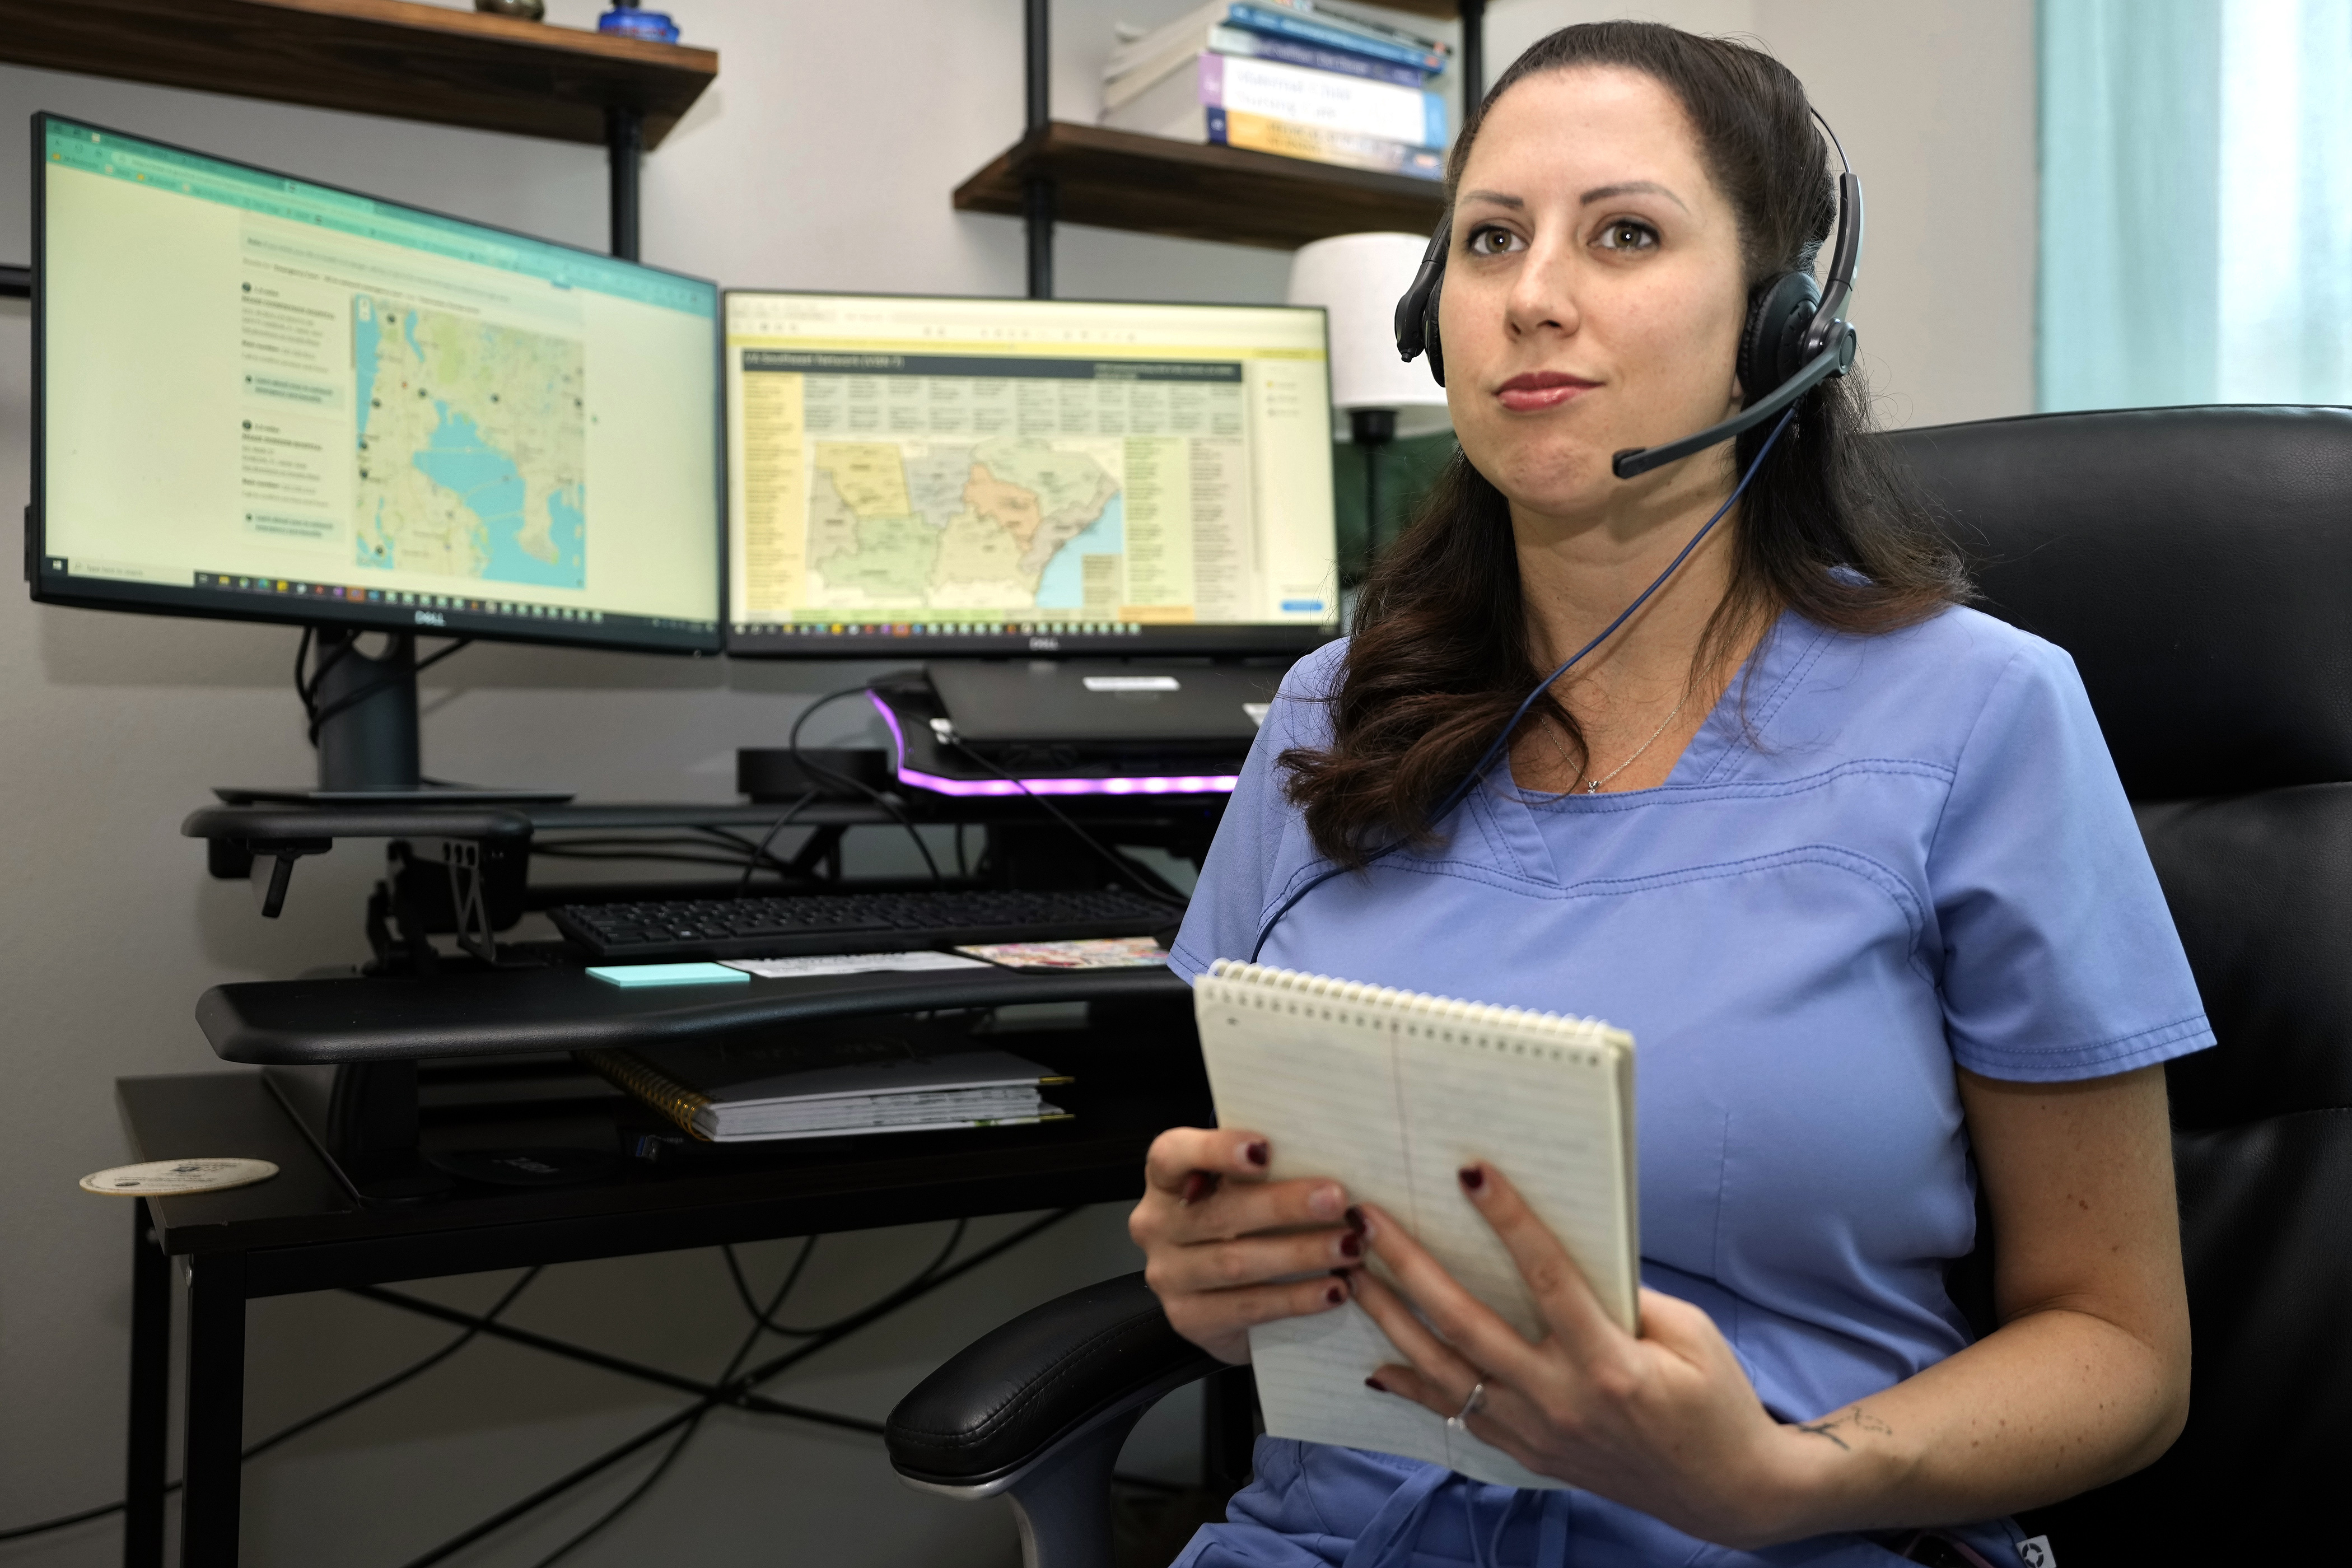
[119,984,1207,1567]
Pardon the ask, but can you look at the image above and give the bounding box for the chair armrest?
[886,1271,1221,1489]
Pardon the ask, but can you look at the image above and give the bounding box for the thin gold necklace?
[1583,694,1688,793]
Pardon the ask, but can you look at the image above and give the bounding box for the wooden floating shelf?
[0,0,717,148]
[954,121,1446,252]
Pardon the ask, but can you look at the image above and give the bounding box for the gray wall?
[0,2,2033,1563]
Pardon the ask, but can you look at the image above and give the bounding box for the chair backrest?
[1887,406,2352,1565]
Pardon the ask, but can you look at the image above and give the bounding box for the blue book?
[1209,25,1427,89]
[1226,3,1449,75]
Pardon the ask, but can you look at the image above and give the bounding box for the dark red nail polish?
[1345,1205,1366,1234]
[1325,1283,1345,1305]
[1340,1231,1362,1259]
[1245,1140,1270,1168]
[1364,1376,1387,1393]
[1179,1171,1218,1206]
[1458,1165,1485,1192]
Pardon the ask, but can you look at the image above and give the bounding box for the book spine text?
[1208,24,1428,86]
[1207,108,1446,180]
[1226,3,1448,74]
[1201,55,1446,148]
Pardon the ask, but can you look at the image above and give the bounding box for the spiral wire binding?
[1203,959,1631,1061]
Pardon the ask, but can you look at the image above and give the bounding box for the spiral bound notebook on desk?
[1194,960,1637,1490]
[581,1042,1070,1144]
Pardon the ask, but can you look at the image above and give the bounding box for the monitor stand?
[217,627,572,806]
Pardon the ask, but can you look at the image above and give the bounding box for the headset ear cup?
[1424,273,1444,387]
[1735,272,1822,405]
[1394,222,1450,387]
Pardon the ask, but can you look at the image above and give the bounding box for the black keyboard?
[549,886,1178,962]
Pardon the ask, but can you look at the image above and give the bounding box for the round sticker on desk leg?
[80,1159,279,1196]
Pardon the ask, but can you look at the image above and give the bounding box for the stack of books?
[1101,0,1452,181]
[584,1032,1071,1144]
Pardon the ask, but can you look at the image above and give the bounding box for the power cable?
[940,735,1187,907]
[5,1211,1071,1553]
[516,1246,809,1568]
[790,687,942,884]
[293,628,474,745]
[391,1207,1079,1568]
[0,1266,541,1544]
[345,1285,878,1435]
[355,1276,1240,1498]
[720,1220,965,1338]
[733,790,819,897]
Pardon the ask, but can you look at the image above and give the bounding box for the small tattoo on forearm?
[1794,1405,1893,1452]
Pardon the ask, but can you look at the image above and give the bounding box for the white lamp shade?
[1287,232,1453,439]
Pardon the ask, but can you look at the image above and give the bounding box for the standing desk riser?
[148,787,1216,1565]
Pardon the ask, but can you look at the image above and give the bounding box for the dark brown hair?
[1282,21,1969,867]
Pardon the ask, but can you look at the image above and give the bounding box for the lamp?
[1287,233,1453,561]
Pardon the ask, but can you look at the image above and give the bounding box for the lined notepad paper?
[1193,960,1637,1489]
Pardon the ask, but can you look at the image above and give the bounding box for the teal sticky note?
[587,963,750,988]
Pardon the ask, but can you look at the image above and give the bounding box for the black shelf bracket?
[1460,0,1485,105]
[1024,0,1053,299]
[607,105,645,262]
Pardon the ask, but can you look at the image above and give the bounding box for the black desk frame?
[121,996,1207,1568]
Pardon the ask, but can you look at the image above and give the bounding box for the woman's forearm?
[1753,1302,2188,1542]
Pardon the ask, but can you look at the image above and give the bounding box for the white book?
[1104,2,1448,85]
[1104,25,1430,111]
[1193,960,1637,1490]
[1104,53,1447,150]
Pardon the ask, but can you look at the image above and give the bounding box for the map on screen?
[36,115,721,652]
[725,295,1337,647]
[352,294,588,587]
[743,352,1253,622]
[808,435,1120,610]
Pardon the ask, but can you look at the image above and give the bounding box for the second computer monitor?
[723,291,1338,656]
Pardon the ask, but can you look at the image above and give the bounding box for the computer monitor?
[721,291,1339,657]
[29,114,724,794]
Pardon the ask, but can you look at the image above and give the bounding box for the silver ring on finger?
[1445,1379,1488,1433]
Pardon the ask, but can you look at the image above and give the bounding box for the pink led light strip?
[866,690,1239,798]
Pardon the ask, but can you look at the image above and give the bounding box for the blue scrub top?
[1168,605,2212,1568]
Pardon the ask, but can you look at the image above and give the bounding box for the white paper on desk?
[721,951,991,979]
[1194,961,1636,1491]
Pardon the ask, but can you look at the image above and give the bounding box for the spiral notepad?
[1194,960,1637,1489]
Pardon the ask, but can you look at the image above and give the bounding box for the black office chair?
[885,406,2352,1568]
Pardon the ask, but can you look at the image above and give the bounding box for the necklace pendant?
[1585,780,1602,794]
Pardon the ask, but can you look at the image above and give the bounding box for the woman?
[1135,22,2203,1568]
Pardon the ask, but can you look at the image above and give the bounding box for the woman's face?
[1440,66,1751,522]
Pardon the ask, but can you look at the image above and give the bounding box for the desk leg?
[124,1202,170,1568]
[178,1251,246,1568]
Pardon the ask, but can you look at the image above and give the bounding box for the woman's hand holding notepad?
[1192,960,1637,1490]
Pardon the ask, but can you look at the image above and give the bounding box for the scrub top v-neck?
[1167,604,2211,1568]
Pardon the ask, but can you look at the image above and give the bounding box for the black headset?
[1392,110,1863,480]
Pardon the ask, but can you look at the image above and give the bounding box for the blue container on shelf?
[598,3,679,43]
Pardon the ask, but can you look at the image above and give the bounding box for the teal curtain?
[2040,0,2352,410]
[2215,0,2352,402]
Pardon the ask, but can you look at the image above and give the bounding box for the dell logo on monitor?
[1028,634,1060,651]
[415,609,446,627]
